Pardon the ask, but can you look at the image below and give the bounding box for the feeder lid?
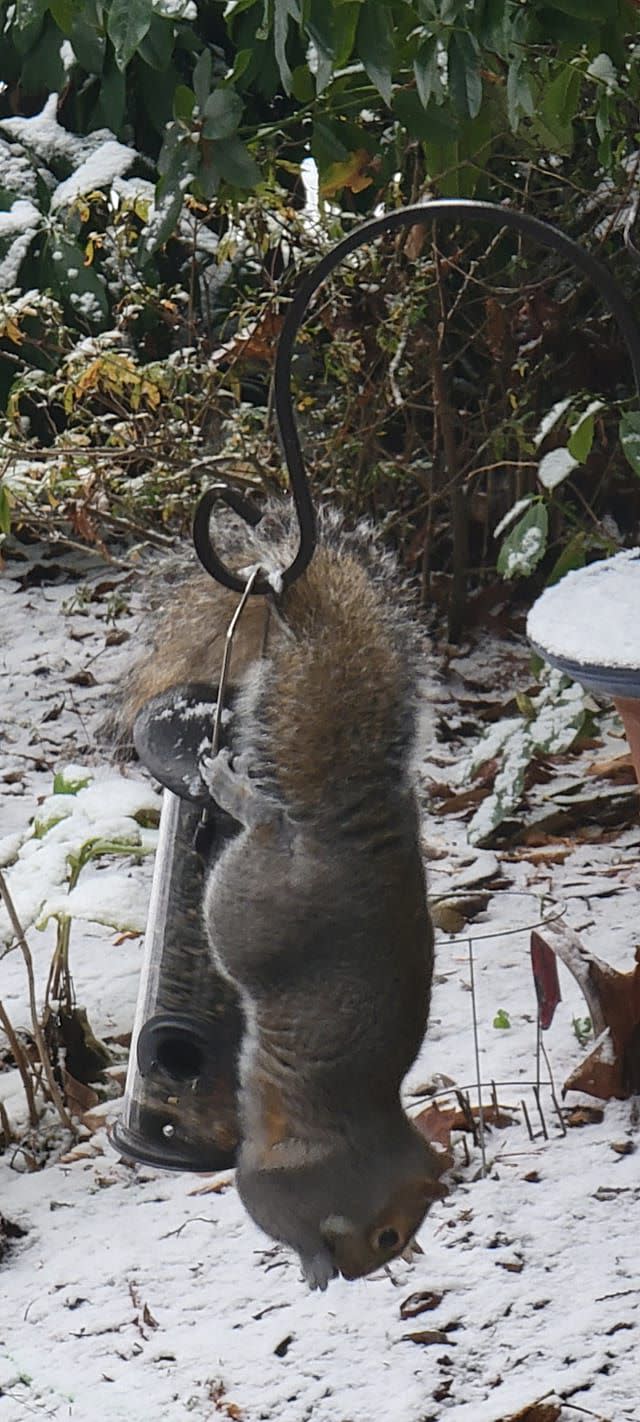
[133,682,223,803]
[527,550,640,698]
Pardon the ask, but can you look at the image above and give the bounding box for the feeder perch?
[112,684,244,1171]
[528,553,640,1099]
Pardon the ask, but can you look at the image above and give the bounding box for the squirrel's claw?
[200,747,276,829]
[299,1250,337,1292]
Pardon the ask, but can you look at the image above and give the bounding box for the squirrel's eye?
[375,1227,400,1251]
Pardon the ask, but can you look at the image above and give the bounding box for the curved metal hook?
[197,199,640,594]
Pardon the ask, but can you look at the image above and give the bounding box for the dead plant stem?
[0,871,76,1135]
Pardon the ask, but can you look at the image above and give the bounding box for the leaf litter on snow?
[0,556,640,1420]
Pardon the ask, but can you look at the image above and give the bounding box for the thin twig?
[0,872,76,1135]
[0,999,39,1128]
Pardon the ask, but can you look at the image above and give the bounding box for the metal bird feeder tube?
[112,791,242,1171]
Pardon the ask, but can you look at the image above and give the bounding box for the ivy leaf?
[620,411,640,478]
[448,29,482,120]
[202,87,243,139]
[356,2,395,106]
[107,0,153,71]
[497,501,548,579]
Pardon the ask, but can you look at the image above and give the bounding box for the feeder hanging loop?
[196,198,640,596]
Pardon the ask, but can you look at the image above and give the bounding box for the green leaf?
[224,47,253,86]
[208,135,260,188]
[547,532,587,586]
[539,64,581,153]
[568,401,602,462]
[620,411,640,477]
[333,2,360,68]
[0,484,12,537]
[497,501,548,580]
[448,29,482,121]
[90,45,126,131]
[53,768,92,794]
[49,233,109,328]
[493,1009,511,1030]
[173,84,196,123]
[137,13,174,71]
[140,124,196,259]
[21,17,66,92]
[506,61,535,132]
[70,12,106,73]
[306,0,334,94]
[393,91,458,143]
[107,0,153,71]
[274,0,300,95]
[193,49,212,109]
[50,0,82,36]
[414,35,443,108]
[202,87,243,139]
[356,1,395,106]
[546,0,611,16]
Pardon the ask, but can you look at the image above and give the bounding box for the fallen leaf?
[401,1328,452,1346]
[501,1404,561,1422]
[610,1140,635,1155]
[188,1175,234,1196]
[565,1106,604,1127]
[400,1291,443,1320]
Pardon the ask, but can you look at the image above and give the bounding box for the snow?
[537,446,579,490]
[502,524,545,577]
[0,94,88,166]
[528,548,640,668]
[51,141,138,212]
[1,548,640,1420]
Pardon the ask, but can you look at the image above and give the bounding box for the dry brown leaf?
[565,1105,604,1127]
[401,1328,451,1346]
[188,1175,234,1196]
[586,751,636,784]
[400,1290,443,1320]
[501,1404,562,1422]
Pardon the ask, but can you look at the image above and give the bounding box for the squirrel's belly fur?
[113,499,443,1288]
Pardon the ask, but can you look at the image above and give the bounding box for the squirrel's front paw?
[299,1250,337,1292]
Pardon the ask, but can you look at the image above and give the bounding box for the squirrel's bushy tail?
[234,507,423,826]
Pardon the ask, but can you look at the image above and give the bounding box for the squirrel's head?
[319,1172,447,1281]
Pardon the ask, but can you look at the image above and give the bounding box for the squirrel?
[115,500,444,1289]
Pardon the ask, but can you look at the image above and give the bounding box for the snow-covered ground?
[1,545,639,1422]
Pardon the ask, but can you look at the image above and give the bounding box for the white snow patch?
[51,140,138,211]
[537,446,579,490]
[528,548,640,668]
